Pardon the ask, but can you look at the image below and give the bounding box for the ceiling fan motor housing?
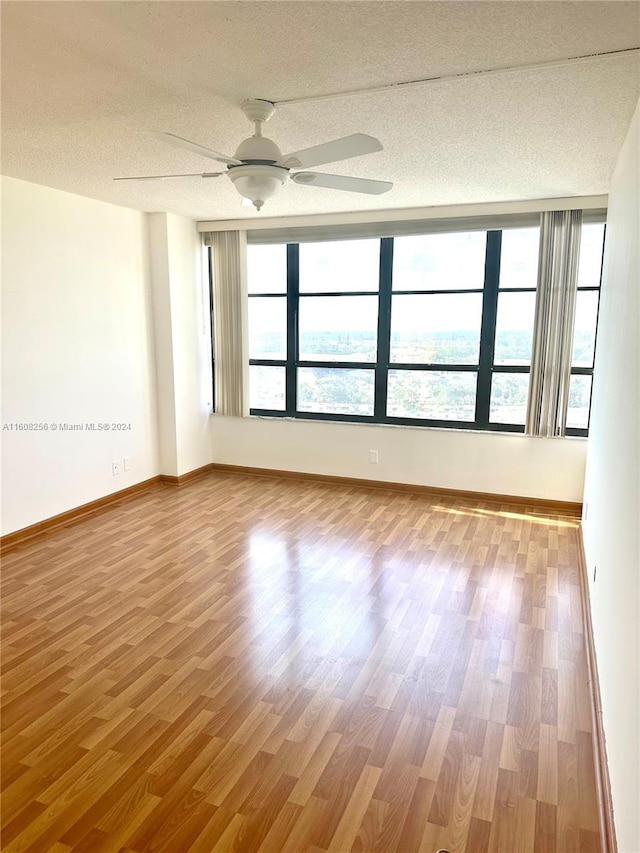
[233,134,284,165]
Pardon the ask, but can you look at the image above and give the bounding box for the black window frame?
[240,226,603,436]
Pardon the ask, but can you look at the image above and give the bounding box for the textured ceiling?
[2,1,639,221]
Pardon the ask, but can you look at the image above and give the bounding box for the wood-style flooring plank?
[1,471,600,851]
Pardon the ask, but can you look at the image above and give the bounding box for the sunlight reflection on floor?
[431,504,580,528]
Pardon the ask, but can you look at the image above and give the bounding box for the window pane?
[494,292,536,365]
[387,370,477,421]
[248,297,286,359]
[390,293,482,364]
[489,373,530,425]
[499,228,540,289]
[247,244,287,294]
[566,374,592,430]
[572,290,599,367]
[297,367,374,416]
[577,223,605,288]
[392,232,486,291]
[299,296,378,362]
[250,366,285,411]
[299,240,379,293]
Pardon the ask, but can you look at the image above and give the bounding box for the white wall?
[582,100,640,853]
[211,416,587,502]
[166,214,213,475]
[1,177,159,535]
[148,213,179,475]
[148,213,212,477]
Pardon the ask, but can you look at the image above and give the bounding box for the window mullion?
[286,244,299,415]
[374,238,393,421]
[475,230,502,428]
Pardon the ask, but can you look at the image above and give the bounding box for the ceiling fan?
[114,99,392,211]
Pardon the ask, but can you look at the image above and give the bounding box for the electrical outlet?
[111,461,121,476]
[123,456,131,472]
[369,450,379,464]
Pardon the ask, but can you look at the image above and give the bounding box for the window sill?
[209,411,588,440]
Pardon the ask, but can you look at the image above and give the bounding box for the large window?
[246,223,604,435]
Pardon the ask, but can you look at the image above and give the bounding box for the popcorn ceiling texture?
[2,1,639,221]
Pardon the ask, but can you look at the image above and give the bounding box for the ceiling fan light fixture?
[228,164,288,211]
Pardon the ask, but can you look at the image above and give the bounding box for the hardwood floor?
[1,472,600,852]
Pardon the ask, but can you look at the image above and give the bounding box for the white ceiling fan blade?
[114,172,224,181]
[280,134,382,169]
[149,131,241,166]
[292,172,392,195]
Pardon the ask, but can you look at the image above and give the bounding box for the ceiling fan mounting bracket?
[240,99,276,125]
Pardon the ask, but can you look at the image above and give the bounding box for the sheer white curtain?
[525,210,582,436]
[209,230,248,417]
